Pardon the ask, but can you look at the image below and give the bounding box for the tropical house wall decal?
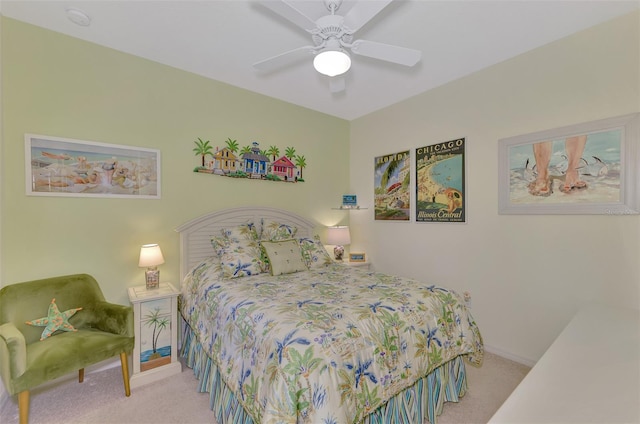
[193,138,307,182]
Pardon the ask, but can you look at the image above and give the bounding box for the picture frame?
[416,138,466,223]
[26,134,161,199]
[349,252,366,262]
[342,194,358,208]
[374,150,411,221]
[498,113,639,215]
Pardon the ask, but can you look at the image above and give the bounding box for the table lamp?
[326,226,351,261]
[139,243,164,289]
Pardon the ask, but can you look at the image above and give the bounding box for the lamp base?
[333,245,345,261]
[145,268,160,290]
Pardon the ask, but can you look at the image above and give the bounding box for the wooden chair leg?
[18,391,29,424]
[79,368,85,383]
[120,352,131,397]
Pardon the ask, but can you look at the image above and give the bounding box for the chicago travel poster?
[416,138,466,223]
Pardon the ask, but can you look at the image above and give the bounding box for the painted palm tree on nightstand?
[143,308,170,368]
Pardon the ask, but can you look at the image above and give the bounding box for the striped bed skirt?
[180,324,468,424]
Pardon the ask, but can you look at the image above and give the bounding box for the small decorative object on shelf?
[332,194,367,210]
[342,194,357,208]
[349,252,366,262]
[138,244,164,289]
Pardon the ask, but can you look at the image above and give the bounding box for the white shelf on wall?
[331,206,368,210]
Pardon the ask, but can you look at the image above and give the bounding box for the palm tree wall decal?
[285,146,296,159]
[267,145,280,162]
[225,138,239,153]
[193,138,213,167]
[193,139,308,183]
[295,155,306,179]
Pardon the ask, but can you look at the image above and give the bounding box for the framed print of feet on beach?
[498,113,639,215]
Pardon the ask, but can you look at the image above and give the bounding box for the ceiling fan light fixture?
[313,50,351,77]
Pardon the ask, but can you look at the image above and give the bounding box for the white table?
[489,303,640,423]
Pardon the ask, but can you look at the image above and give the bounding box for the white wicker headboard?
[175,206,316,280]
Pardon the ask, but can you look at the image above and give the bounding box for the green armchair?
[0,274,134,424]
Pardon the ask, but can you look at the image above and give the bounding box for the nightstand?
[128,283,181,388]
[343,261,371,271]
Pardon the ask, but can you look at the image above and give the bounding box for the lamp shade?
[326,226,351,246]
[313,49,351,77]
[138,244,165,267]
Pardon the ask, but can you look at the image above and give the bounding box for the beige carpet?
[0,352,530,424]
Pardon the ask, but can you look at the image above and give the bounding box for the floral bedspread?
[180,259,483,424]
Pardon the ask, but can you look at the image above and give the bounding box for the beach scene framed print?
[25,134,160,199]
[416,138,466,223]
[498,113,639,215]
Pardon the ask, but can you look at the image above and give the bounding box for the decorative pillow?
[298,235,333,269]
[210,235,229,256]
[261,239,308,276]
[218,239,264,278]
[258,241,272,274]
[261,220,298,241]
[221,222,259,243]
[25,298,83,341]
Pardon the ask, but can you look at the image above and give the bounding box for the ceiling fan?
[253,0,422,93]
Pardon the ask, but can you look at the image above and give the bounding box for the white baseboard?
[484,344,537,368]
[87,358,120,373]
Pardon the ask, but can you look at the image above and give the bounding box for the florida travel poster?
[416,138,466,223]
[374,150,410,221]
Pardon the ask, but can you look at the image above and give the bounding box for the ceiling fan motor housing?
[313,15,353,47]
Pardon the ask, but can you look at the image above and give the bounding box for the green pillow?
[298,235,333,269]
[261,239,308,276]
[261,220,298,241]
[25,298,83,341]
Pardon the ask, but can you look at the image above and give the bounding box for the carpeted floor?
[0,351,530,424]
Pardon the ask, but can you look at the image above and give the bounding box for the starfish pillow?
[26,298,83,340]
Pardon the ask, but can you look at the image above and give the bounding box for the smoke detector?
[66,8,91,26]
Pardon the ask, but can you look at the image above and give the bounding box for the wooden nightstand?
[128,283,181,388]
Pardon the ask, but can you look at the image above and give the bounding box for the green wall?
[0,18,350,304]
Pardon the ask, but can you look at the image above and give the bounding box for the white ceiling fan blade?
[253,45,315,72]
[350,39,421,66]
[260,1,317,31]
[329,76,346,93]
[342,0,394,32]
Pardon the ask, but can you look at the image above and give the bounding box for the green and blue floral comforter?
[180,259,483,423]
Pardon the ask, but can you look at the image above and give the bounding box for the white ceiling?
[2,0,638,120]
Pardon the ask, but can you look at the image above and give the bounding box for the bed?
[176,206,483,424]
